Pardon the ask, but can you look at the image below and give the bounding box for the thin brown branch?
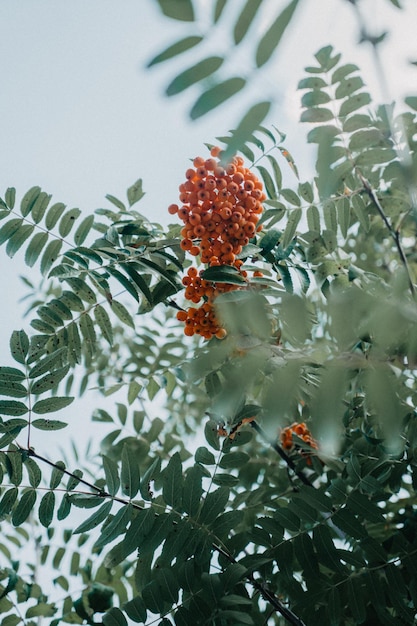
[250,420,315,488]
[359,174,415,295]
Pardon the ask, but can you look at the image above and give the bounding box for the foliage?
[1,1,417,625]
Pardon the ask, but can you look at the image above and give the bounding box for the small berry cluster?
[169,146,266,340]
[280,422,318,465]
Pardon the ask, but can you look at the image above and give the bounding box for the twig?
[250,420,315,488]
[359,173,415,294]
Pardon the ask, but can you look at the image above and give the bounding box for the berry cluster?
[280,422,318,465]
[169,146,266,340]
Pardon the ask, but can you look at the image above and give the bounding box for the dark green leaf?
[405,96,417,111]
[20,186,41,217]
[94,304,113,345]
[31,419,67,430]
[234,0,263,45]
[12,489,37,525]
[201,265,246,285]
[162,451,182,509]
[102,607,127,626]
[127,179,145,206]
[182,464,203,516]
[102,455,120,496]
[255,0,300,67]
[166,56,224,96]
[32,396,74,414]
[41,239,63,275]
[111,300,135,329]
[30,365,70,395]
[121,444,141,498]
[50,461,66,489]
[58,208,81,237]
[301,90,331,107]
[156,0,194,21]
[339,92,372,117]
[256,164,277,198]
[213,0,227,23]
[195,446,216,465]
[10,330,29,365]
[0,400,28,416]
[6,224,34,258]
[94,503,133,550]
[0,380,27,398]
[221,101,271,164]
[300,107,334,123]
[190,77,246,120]
[313,525,346,574]
[0,487,18,516]
[198,487,229,525]
[38,491,55,527]
[73,500,113,534]
[123,595,147,623]
[281,208,301,249]
[147,36,203,67]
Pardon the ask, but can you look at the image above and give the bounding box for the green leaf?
[166,56,224,96]
[255,0,300,67]
[0,400,28,416]
[335,75,364,99]
[300,107,334,123]
[198,487,229,525]
[201,265,246,285]
[73,500,113,534]
[339,92,372,117]
[94,503,133,550]
[50,461,66,489]
[337,197,350,238]
[45,201,66,229]
[155,0,194,21]
[195,446,216,465]
[0,367,25,382]
[102,607,127,626]
[182,464,203,516]
[213,0,227,23]
[74,215,95,246]
[41,239,63,275]
[127,179,145,207]
[298,76,327,90]
[65,277,96,303]
[281,208,301,249]
[313,525,346,574]
[58,208,82,237]
[0,487,18,516]
[307,204,321,232]
[190,77,246,120]
[24,232,49,267]
[301,90,331,107]
[0,379,27,398]
[32,396,74,414]
[25,603,56,618]
[6,224,34,258]
[94,304,113,345]
[347,577,366,623]
[280,188,301,206]
[274,508,300,531]
[405,95,417,111]
[4,187,16,209]
[24,457,42,488]
[121,443,141,498]
[162,451,183,509]
[234,0,263,44]
[30,191,51,223]
[147,35,203,67]
[221,101,271,164]
[123,595,147,623]
[31,419,67,430]
[121,263,153,305]
[332,63,359,83]
[111,300,135,329]
[30,365,70,395]
[38,491,55,527]
[102,455,120,496]
[10,330,29,365]
[355,147,397,166]
[259,226,281,252]
[20,186,41,217]
[12,489,37,525]
[256,165,277,198]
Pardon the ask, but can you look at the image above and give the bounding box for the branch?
[24,446,307,626]
[249,420,315,488]
[359,173,415,295]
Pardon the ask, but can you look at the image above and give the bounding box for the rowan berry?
[168,203,179,215]
[180,238,193,251]
[210,146,222,158]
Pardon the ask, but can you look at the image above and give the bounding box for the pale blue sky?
[0,0,415,447]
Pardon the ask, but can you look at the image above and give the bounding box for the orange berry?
[184,326,195,336]
[210,146,222,158]
[204,158,217,171]
[180,238,193,251]
[189,245,200,256]
[168,203,179,215]
[215,329,227,339]
[176,311,188,321]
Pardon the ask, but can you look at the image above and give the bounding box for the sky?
[0,0,416,449]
